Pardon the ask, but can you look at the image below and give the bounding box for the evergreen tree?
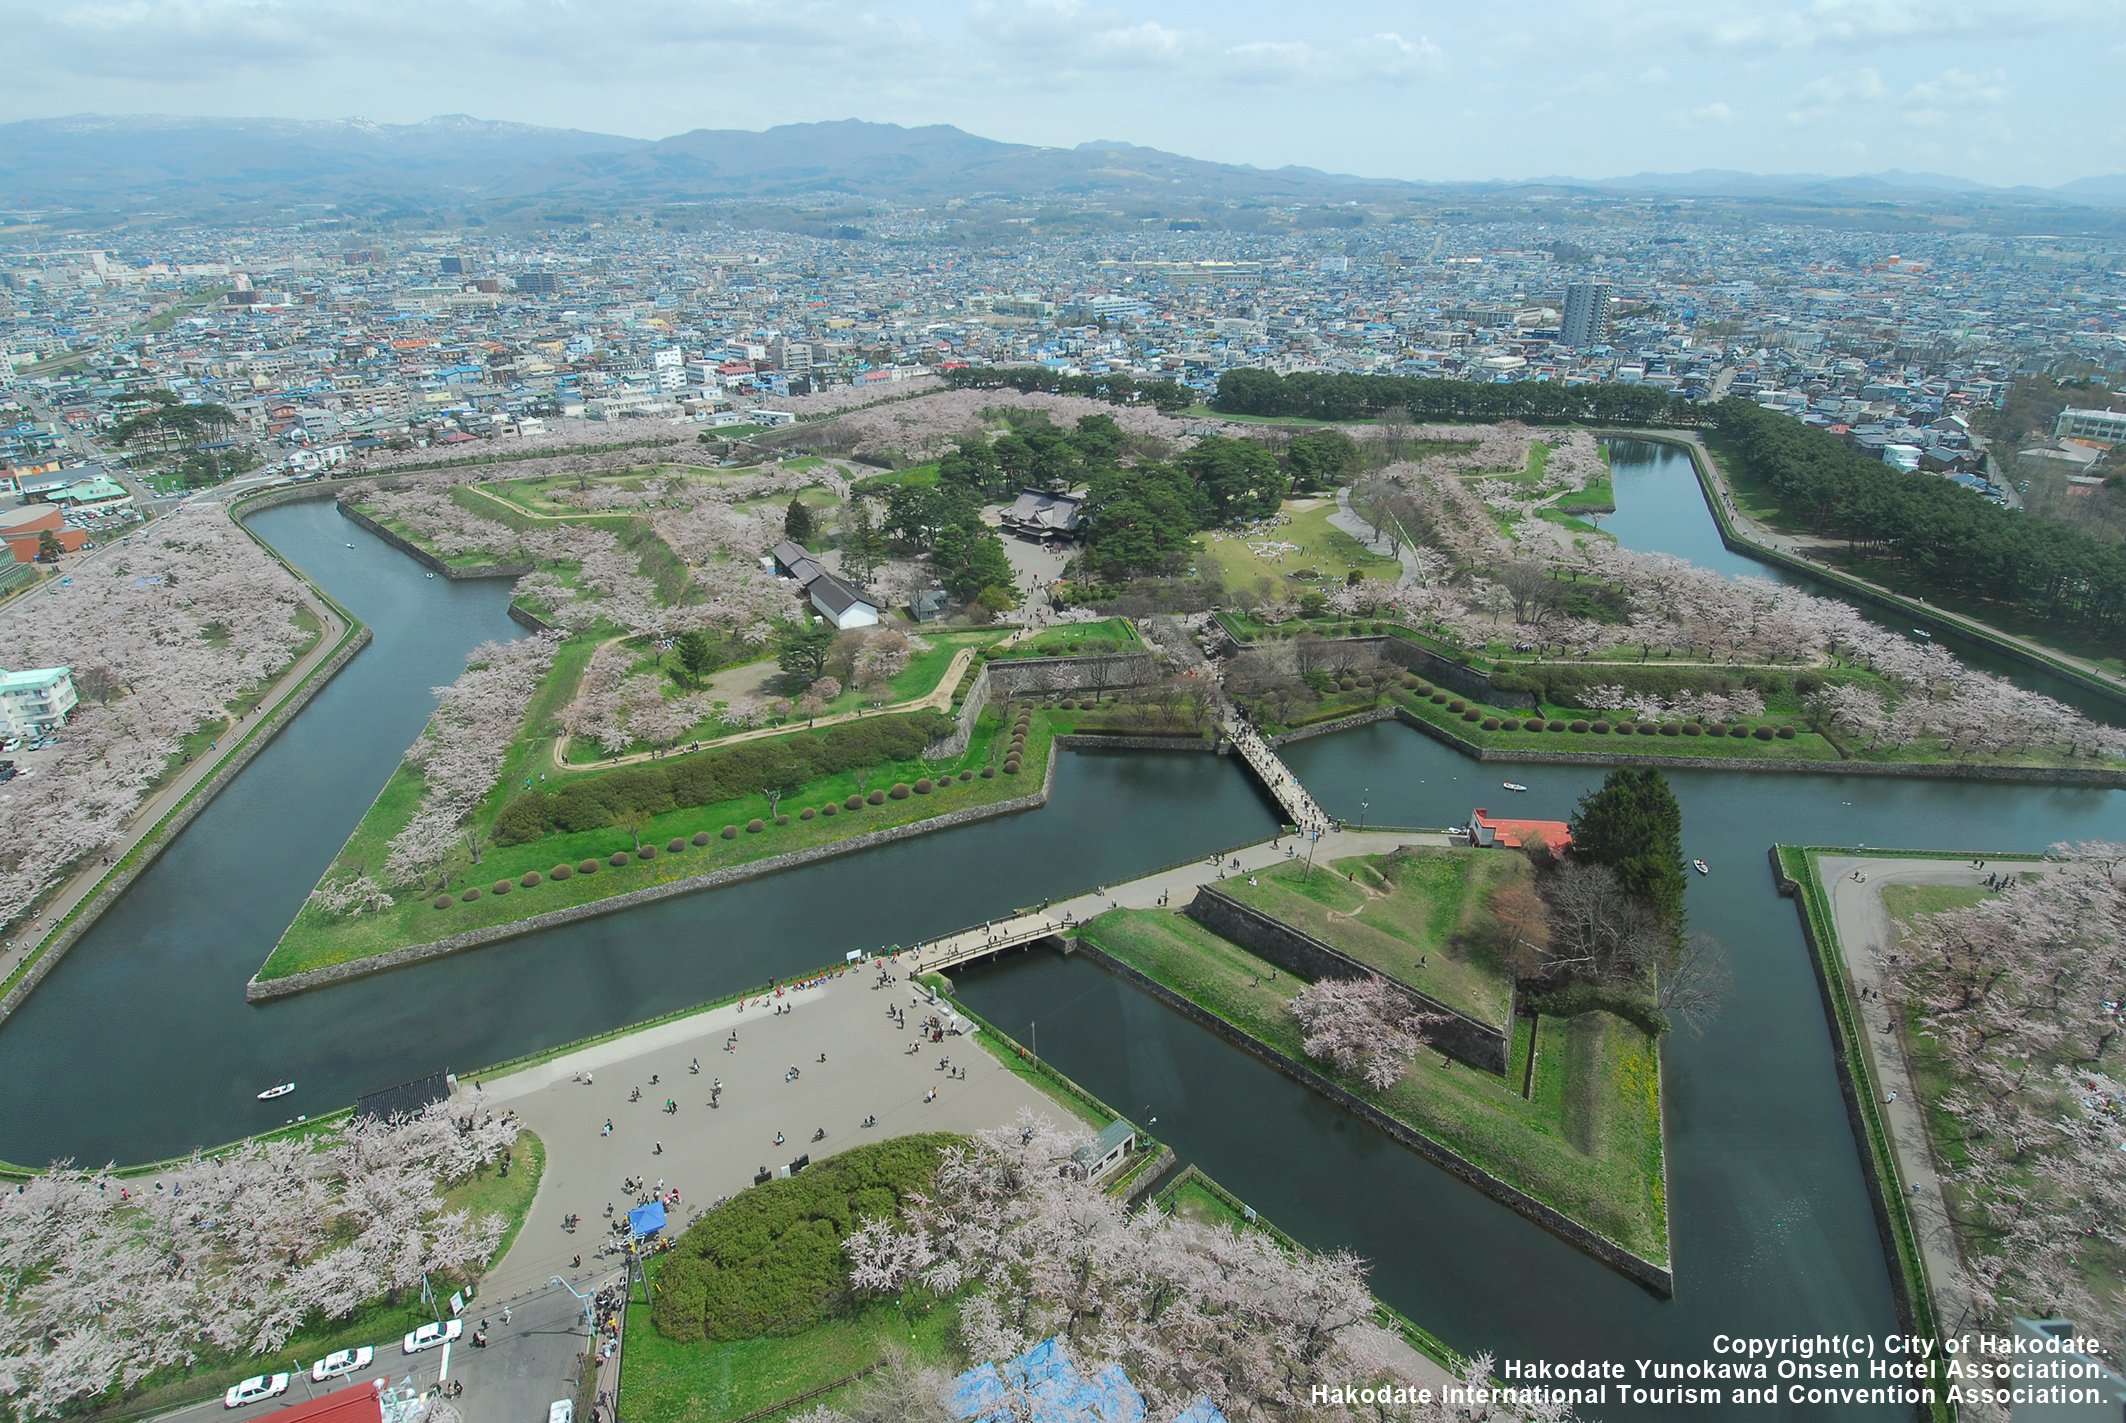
[775,620,836,682]
[1567,769,1688,932]
[676,628,719,685]
[839,497,882,582]
[783,497,816,546]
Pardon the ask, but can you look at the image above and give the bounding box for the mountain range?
[4,113,2122,213]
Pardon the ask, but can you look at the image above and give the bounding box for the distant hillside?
[1,112,2119,214]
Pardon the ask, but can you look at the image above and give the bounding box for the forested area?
[1713,398,2126,632]
[940,363,1194,412]
[1211,367,1697,425]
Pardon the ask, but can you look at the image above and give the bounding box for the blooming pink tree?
[1289,975,1443,1090]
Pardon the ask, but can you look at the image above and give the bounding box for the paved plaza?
[478,963,1060,1300]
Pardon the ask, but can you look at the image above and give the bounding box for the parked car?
[310,1346,374,1382]
[224,1374,291,1409]
[402,1320,463,1354]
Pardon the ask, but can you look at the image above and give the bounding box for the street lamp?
[1359,788,1369,831]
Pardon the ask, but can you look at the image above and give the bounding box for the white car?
[402,1320,463,1354]
[309,1347,374,1382]
[224,1374,291,1409]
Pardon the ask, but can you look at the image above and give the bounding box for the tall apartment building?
[1560,282,1613,348]
[516,272,562,296]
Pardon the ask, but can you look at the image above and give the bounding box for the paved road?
[1816,852,2052,1326]
[157,1284,594,1423]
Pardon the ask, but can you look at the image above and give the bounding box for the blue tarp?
[627,1201,666,1238]
[949,1337,1145,1423]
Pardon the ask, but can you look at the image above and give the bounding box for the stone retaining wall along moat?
[1184,885,1513,1075]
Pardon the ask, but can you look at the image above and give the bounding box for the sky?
[4,0,2122,188]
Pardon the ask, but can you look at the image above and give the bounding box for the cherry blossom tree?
[1878,843,2126,1365]
[383,635,558,887]
[0,1103,518,1421]
[1289,976,1444,1090]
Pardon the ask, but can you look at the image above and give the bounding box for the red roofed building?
[270,1381,385,1423]
[1468,808,1571,857]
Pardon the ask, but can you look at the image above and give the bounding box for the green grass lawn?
[262,714,1053,979]
[988,618,1142,660]
[560,631,1002,763]
[1079,909,1668,1263]
[1192,500,1401,594]
[1213,849,1521,1025]
[622,1291,960,1423]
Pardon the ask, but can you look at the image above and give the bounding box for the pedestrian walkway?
[1817,852,2055,1332]
[0,589,350,992]
[910,827,1440,976]
[477,969,1060,1301]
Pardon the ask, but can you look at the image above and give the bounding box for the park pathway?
[1817,852,2057,1337]
[0,587,350,990]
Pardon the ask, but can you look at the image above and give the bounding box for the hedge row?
[433,761,990,911]
[650,1135,956,1343]
[494,711,953,844]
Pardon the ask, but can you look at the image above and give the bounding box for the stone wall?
[1185,886,1511,1075]
[1071,936,1673,1295]
[1771,848,1927,1339]
[1230,635,1531,710]
[926,650,1161,759]
[1393,706,2126,788]
[247,746,1063,1000]
[335,501,534,580]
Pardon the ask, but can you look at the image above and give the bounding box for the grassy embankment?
[985,617,1142,660]
[1777,846,1954,1422]
[72,1133,544,1423]
[558,630,1004,766]
[1078,900,1667,1264]
[1213,849,1520,1027]
[261,711,1053,979]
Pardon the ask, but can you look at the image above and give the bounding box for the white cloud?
[1903,67,2011,127]
[1688,101,1736,126]
[1637,65,1671,85]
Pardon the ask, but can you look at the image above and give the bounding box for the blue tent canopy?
[627,1201,667,1238]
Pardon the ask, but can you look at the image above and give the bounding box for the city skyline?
[4,0,2121,189]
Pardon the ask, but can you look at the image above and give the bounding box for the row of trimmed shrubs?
[493,710,953,845]
[434,769,1000,911]
[1400,680,1799,741]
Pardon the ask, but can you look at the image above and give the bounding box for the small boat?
[424,572,435,579]
[257,1082,295,1101]
[344,543,354,549]
[1693,859,1710,876]
[1502,781,1529,793]
[1911,629,1931,640]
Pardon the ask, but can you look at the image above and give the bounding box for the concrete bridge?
[903,826,1442,977]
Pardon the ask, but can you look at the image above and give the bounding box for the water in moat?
[4,477,2120,1420]
[0,499,1277,1165]
[958,725,2126,1420]
[1601,437,2123,724]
